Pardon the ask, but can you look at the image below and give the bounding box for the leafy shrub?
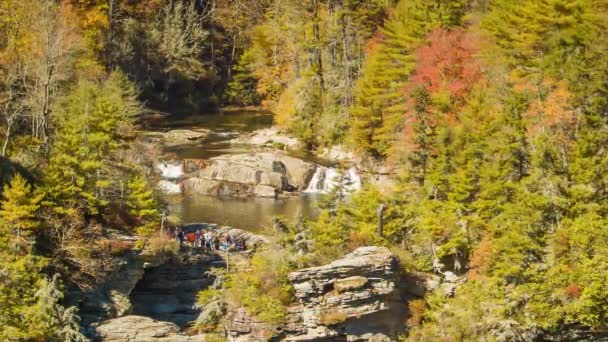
[197,288,222,307]
[407,299,426,327]
[225,249,294,325]
[98,239,134,256]
[145,231,179,255]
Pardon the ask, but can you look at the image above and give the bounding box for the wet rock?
[254,184,278,198]
[158,129,209,146]
[183,159,211,173]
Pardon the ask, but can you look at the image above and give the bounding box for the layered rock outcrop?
[70,226,265,341]
[182,153,316,197]
[225,246,407,341]
[94,315,204,342]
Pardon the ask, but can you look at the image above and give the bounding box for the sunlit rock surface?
[226,246,407,342]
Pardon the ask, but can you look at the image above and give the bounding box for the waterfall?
[157,161,183,194]
[157,161,184,180]
[304,166,361,194]
[158,180,181,194]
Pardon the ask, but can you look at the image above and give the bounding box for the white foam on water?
[304,166,361,194]
[158,180,182,194]
[157,161,184,180]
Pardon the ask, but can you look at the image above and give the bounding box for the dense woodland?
[3,0,608,340]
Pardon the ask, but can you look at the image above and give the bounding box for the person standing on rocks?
[176,228,185,248]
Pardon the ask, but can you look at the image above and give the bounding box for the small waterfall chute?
[158,180,182,194]
[304,166,361,194]
[157,161,184,180]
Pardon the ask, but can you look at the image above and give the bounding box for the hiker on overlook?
[194,229,201,247]
[176,228,184,247]
[186,230,196,246]
[226,235,233,247]
[204,231,213,249]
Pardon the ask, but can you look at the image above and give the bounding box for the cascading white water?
[157,161,184,180]
[158,180,182,194]
[304,166,361,194]
[346,166,362,191]
[157,161,184,194]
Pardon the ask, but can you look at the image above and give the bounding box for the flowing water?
[150,109,360,232]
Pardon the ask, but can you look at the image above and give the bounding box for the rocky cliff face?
[67,226,265,341]
[84,239,411,341]
[226,246,407,341]
[129,253,217,327]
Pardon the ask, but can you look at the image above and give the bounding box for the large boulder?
[286,246,405,341]
[93,315,204,341]
[182,153,316,197]
[225,246,407,341]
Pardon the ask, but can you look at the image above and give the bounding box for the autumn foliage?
[402,28,483,151]
[409,29,483,108]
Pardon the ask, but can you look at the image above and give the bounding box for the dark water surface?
[150,108,274,133]
[166,193,321,232]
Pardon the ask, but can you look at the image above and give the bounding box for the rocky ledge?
[94,315,204,342]
[226,246,407,341]
[181,152,316,197]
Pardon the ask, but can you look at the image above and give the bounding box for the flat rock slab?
[94,315,205,341]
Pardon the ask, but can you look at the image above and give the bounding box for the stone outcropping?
[129,252,217,327]
[142,129,210,147]
[182,153,316,197]
[68,225,266,341]
[225,246,407,341]
[94,315,205,341]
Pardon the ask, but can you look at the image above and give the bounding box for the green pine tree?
[349,0,468,159]
[44,72,140,217]
[0,174,43,241]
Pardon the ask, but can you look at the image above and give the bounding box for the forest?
[2,0,608,341]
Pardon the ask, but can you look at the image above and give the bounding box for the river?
[149,109,330,232]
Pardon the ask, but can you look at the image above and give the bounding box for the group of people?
[174,227,247,252]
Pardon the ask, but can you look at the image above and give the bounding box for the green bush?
[226,249,294,325]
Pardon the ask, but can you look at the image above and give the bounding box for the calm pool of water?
[166,193,321,232]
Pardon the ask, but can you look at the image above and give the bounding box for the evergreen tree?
[126,175,160,238]
[43,72,139,217]
[0,174,43,240]
[0,174,54,340]
[349,0,468,159]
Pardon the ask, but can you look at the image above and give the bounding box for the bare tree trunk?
[311,0,324,93]
[377,203,386,237]
[2,120,12,156]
